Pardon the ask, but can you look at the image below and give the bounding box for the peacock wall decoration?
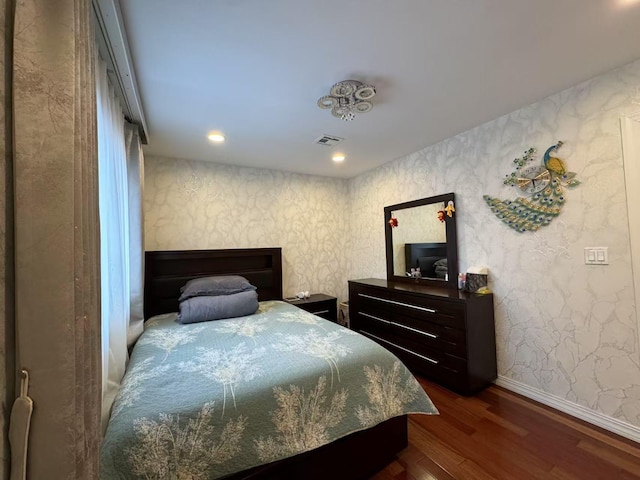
[483,141,580,233]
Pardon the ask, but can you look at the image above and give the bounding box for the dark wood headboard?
[144,248,283,319]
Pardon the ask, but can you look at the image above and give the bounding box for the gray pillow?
[179,275,256,302]
[177,290,259,324]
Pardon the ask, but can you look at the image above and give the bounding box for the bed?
[100,248,438,480]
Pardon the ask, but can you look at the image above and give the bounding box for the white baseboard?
[494,375,640,443]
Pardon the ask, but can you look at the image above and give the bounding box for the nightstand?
[284,294,338,322]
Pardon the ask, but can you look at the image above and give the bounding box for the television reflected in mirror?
[384,193,458,289]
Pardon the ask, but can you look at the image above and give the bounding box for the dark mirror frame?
[384,192,458,290]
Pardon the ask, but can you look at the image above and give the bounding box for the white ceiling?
[119,0,640,178]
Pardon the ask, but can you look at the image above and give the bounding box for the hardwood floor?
[372,376,640,480]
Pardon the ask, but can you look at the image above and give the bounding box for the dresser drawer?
[358,329,467,378]
[390,315,466,356]
[355,290,398,317]
[359,328,470,393]
[353,311,393,337]
[394,294,465,329]
[355,297,395,319]
[355,290,464,328]
[355,309,466,356]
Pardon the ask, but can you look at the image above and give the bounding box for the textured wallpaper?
[144,59,640,432]
[347,58,640,430]
[144,158,350,301]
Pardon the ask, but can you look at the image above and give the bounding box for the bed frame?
[143,247,408,480]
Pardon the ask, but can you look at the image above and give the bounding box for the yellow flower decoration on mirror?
[444,200,455,217]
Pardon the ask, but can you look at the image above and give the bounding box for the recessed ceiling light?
[207,132,225,143]
[332,153,346,162]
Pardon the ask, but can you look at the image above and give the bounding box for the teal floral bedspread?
[100,300,438,479]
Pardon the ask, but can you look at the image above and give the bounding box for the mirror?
[384,193,458,289]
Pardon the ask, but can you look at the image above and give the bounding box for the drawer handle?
[361,313,438,339]
[361,331,439,364]
[310,309,330,315]
[358,293,437,314]
[360,312,438,339]
[389,321,437,339]
[360,312,391,325]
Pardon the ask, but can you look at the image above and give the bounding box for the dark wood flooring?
[372,376,640,480]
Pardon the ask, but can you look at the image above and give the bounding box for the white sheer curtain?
[96,53,144,429]
[126,123,145,347]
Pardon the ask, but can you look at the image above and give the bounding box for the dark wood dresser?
[349,278,496,395]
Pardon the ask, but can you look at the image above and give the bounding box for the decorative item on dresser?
[284,293,338,322]
[349,278,497,395]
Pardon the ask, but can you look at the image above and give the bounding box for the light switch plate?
[584,247,608,265]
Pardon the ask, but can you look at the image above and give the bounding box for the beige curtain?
[3,0,101,478]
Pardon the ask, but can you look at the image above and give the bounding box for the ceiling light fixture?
[332,153,346,162]
[207,132,225,143]
[317,80,376,121]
